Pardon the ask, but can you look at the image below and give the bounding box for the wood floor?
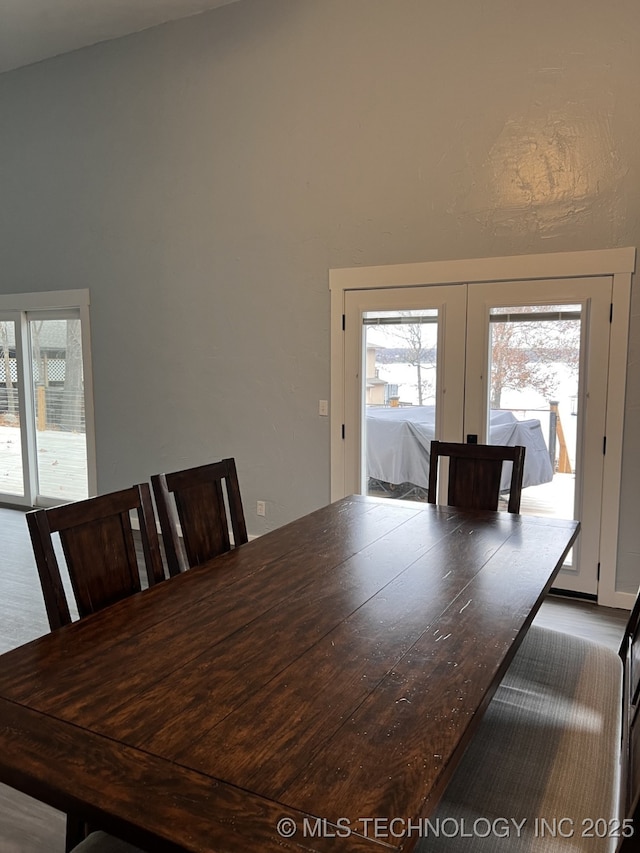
[0,506,631,852]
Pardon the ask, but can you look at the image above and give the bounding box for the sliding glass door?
[0,295,95,507]
[29,312,88,502]
[0,317,23,497]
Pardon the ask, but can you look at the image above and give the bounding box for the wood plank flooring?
[0,506,630,852]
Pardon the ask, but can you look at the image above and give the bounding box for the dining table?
[0,495,579,852]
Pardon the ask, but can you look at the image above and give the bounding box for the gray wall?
[0,0,638,591]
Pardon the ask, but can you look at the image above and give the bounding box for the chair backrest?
[26,483,166,631]
[151,457,248,576]
[427,440,526,513]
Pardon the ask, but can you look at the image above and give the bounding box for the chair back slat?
[27,483,165,631]
[428,441,526,514]
[174,479,230,567]
[151,457,248,576]
[447,455,505,511]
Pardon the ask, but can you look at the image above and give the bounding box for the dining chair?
[619,584,640,823]
[151,457,248,576]
[27,483,166,632]
[26,484,165,852]
[427,440,526,513]
[71,831,145,852]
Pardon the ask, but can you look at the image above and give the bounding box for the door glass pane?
[488,304,581,562]
[31,317,88,501]
[0,320,24,496]
[363,309,438,499]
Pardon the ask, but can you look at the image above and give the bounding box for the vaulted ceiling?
[0,0,239,74]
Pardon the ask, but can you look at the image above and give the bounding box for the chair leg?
[65,814,88,852]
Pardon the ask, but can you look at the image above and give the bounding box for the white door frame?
[330,248,635,609]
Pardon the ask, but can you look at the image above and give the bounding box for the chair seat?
[72,832,145,852]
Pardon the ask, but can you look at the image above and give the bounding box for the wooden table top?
[0,496,579,852]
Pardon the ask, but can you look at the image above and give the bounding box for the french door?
[342,285,466,501]
[330,249,634,605]
[0,290,96,507]
[465,278,609,596]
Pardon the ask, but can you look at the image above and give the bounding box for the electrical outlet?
[256,500,266,517]
[319,399,329,416]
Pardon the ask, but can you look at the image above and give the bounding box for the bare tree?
[489,311,580,409]
[382,314,437,405]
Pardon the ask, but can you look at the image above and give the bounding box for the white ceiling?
[0,0,239,74]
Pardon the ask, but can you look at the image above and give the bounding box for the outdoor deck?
[0,425,87,503]
[368,471,576,520]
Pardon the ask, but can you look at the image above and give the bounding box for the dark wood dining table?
[0,496,579,853]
